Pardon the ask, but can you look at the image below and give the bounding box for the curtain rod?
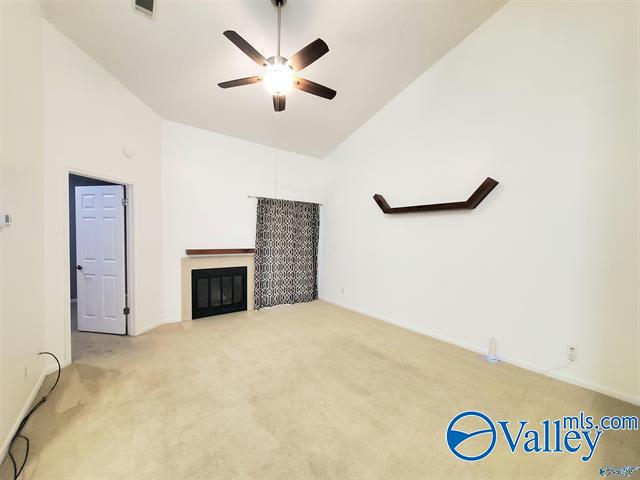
[247,195,323,205]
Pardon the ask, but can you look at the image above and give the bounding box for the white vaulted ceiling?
[41,0,506,158]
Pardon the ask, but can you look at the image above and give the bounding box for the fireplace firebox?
[191,266,247,319]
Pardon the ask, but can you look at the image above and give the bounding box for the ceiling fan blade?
[218,76,263,89]
[223,30,269,67]
[294,77,337,100]
[287,39,329,72]
[273,95,286,112]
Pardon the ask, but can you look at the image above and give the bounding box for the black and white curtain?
[254,198,319,309]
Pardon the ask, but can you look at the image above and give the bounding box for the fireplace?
[191,266,247,319]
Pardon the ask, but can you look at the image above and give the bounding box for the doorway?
[69,173,129,337]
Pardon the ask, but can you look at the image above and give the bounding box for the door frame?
[64,168,135,360]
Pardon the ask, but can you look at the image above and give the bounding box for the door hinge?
[123,307,130,315]
[122,198,129,207]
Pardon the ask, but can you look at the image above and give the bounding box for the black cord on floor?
[6,352,61,480]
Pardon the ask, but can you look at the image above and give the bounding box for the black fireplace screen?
[191,266,247,319]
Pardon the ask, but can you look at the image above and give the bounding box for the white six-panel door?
[75,185,126,334]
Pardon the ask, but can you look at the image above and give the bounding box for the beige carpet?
[1,300,638,479]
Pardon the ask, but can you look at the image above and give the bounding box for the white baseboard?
[133,319,180,336]
[0,357,70,464]
[319,298,640,407]
[45,358,70,376]
[0,371,47,463]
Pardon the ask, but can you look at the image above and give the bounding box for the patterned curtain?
[254,198,319,309]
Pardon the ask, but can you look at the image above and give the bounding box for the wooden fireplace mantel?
[185,248,256,256]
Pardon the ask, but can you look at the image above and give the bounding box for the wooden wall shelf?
[185,248,255,256]
[373,177,499,214]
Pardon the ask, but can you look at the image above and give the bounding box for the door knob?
[76,265,83,271]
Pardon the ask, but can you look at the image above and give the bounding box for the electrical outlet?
[567,345,577,362]
[341,287,344,295]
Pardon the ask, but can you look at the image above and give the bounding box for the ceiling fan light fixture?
[263,63,294,96]
[218,0,336,111]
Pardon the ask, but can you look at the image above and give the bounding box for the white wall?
[42,20,164,361]
[319,0,640,404]
[0,0,47,457]
[161,121,325,323]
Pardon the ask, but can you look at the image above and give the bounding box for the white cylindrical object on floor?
[487,337,498,363]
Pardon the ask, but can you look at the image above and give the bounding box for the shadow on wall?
[68,173,119,300]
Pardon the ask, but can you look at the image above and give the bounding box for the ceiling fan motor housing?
[267,56,288,66]
[271,0,287,6]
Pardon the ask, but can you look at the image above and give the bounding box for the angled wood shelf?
[185,248,255,256]
[373,177,499,214]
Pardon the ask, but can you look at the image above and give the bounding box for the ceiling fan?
[218,0,337,112]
